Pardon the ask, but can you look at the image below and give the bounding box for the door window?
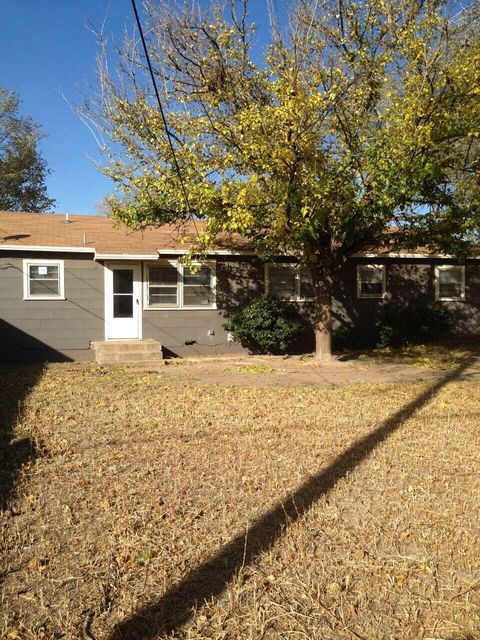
[113,269,134,318]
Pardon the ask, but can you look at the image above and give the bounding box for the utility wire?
[130,0,192,216]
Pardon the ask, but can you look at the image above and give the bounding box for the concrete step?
[96,352,164,365]
[91,340,163,365]
[91,339,161,354]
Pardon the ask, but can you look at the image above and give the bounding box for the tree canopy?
[87,0,480,357]
[0,87,55,212]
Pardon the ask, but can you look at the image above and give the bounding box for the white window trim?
[356,264,387,299]
[264,263,314,302]
[143,259,180,309]
[435,265,466,301]
[23,258,65,301]
[143,260,217,310]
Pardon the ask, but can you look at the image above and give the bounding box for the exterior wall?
[1,250,479,362]
[142,255,480,356]
[142,257,264,357]
[333,258,480,344]
[0,252,104,362]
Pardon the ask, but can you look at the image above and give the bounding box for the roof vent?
[64,213,71,224]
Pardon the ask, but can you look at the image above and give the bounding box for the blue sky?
[0,1,280,216]
[1,1,134,214]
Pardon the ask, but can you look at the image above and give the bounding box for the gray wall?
[142,257,265,357]
[332,258,480,343]
[0,252,104,362]
[1,251,479,362]
[144,255,480,355]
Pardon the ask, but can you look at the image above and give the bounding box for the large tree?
[0,87,55,212]
[87,0,480,358]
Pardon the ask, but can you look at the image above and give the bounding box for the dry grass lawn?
[358,343,479,370]
[1,362,479,640]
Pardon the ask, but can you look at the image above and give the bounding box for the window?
[23,259,64,300]
[357,264,386,299]
[113,268,134,317]
[145,261,216,309]
[435,265,465,301]
[183,266,215,307]
[265,263,314,301]
[148,264,179,307]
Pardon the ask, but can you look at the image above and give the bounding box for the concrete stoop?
[91,339,164,366]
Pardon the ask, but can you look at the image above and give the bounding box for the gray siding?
[143,255,480,355]
[333,258,480,343]
[142,257,264,357]
[1,251,479,362]
[0,252,104,362]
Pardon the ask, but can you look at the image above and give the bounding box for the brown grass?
[358,342,478,370]
[1,362,479,640]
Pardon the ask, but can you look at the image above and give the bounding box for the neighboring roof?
[0,211,251,257]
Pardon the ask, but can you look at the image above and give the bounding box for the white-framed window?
[435,265,465,301]
[147,263,179,308]
[183,265,216,307]
[144,260,216,309]
[23,259,65,300]
[265,263,314,302]
[357,264,386,299]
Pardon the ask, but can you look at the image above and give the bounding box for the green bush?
[332,323,358,351]
[375,300,451,348]
[225,295,307,354]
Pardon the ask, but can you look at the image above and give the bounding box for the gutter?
[0,245,471,261]
[0,245,256,259]
[0,244,95,254]
[353,252,457,259]
[157,249,257,256]
[94,253,159,260]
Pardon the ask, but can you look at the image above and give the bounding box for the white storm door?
[105,264,142,339]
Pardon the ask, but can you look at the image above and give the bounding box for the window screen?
[299,268,314,300]
[28,264,61,298]
[357,265,385,298]
[437,266,464,300]
[148,265,178,307]
[183,266,214,306]
[268,265,297,299]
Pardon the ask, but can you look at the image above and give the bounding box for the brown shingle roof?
[0,211,463,259]
[0,211,251,255]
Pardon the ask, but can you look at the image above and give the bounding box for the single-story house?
[1,211,478,363]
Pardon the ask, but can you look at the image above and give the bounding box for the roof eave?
[0,244,95,254]
[94,253,160,260]
[156,248,256,256]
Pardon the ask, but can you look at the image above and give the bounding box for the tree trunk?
[311,256,333,360]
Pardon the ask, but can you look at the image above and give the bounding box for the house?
[0,211,479,363]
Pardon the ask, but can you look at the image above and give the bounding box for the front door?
[105,264,142,340]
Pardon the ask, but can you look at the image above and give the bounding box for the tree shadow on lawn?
[109,357,475,640]
[0,363,44,511]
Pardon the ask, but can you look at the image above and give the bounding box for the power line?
[130,0,192,216]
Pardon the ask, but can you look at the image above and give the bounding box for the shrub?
[375,300,451,348]
[332,323,358,351]
[225,295,307,354]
